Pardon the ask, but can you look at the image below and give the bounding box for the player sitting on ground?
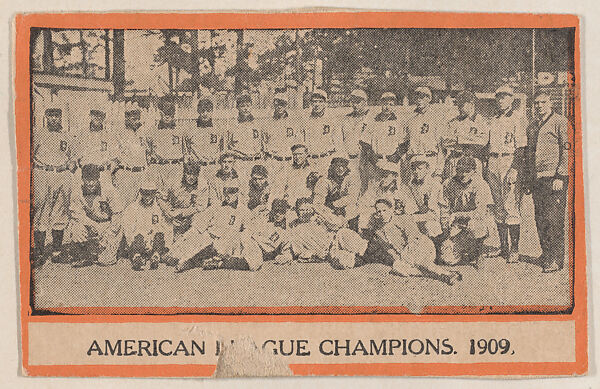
[367,198,461,285]
[122,180,171,271]
[289,197,368,269]
[439,156,495,268]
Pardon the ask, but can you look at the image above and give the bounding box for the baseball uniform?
[443,114,490,180]
[184,117,226,179]
[226,115,264,186]
[404,107,445,179]
[113,127,148,207]
[300,111,339,174]
[146,119,186,192]
[75,124,119,186]
[262,110,303,177]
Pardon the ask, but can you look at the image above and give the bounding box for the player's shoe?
[507,251,520,264]
[542,261,560,273]
[201,256,223,270]
[131,253,144,271]
[50,249,70,264]
[149,252,160,270]
[274,251,293,265]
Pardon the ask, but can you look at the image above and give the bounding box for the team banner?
[14,11,586,377]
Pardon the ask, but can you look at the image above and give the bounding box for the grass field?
[31,194,572,312]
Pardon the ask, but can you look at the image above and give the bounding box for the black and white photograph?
[28,27,576,312]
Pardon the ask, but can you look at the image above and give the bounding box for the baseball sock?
[508,224,520,253]
[51,229,64,253]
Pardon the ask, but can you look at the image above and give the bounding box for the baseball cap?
[183,161,201,175]
[380,92,397,101]
[45,108,62,116]
[455,156,477,173]
[271,198,290,214]
[197,97,214,111]
[236,91,252,105]
[157,96,176,116]
[410,155,430,169]
[350,89,367,101]
[273,93,288,104]
[311,89,328,101]
[139,179,158,193]
[223,186,239,194]
[414,86,432,98]
[291,143,307,152]
[454,90,476,106]
[219,151,237,163]
[125,109,141,118]
[495,85,514,97]
[330,157,349,167]
[90,109,106,119]
[251,164,268,178]
[81,164,100,180]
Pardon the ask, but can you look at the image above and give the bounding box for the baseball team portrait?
[27,27,576,312]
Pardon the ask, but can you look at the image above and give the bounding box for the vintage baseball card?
[14,11,586,378]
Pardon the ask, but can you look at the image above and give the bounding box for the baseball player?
[403,87,445,181]
[208,152,241,205]
[525,91,570,273]
[439,157,495,268]
[69,164,124,268]
[272,144,317,215]
[113,108,148,208]
[244,164,272,215]
[406,157,444,242]
[75,109,119,186]
[169,185,255,272]
[32,107,77,265]
[122,179,171,271]
[359,92,408,192]
[487,85,527,263]
[242,198,294,266]
[146,96,185,192]
[159,160,212,238]
[262,93,303,178]
[300,89,339,174]
[366,198,461,285]
[313,157,361,230]
[184,97,225,179]
[288,197,368,269]
[443,90,490,181]
[339,89,371,191]
[226,92,264,186]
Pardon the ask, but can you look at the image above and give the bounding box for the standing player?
[339,89,370,191]
[146,96,185,193]
[32,107,77,265]
[404,87,445,181]
[184,97,224,179]
[69,164,124,268]
[301,89,339,174]
[227,92,264,185]
[359,92,408,192]
[487,85,527,263]
[262,93,303,177]
[443,90,490,180]
[525,92,570,273]
[75,109,118,186]
[122,180,171,271]
[113,108,148,208]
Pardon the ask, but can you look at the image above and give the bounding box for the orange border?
[15,12,586,377]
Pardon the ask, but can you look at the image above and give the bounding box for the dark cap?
[223,186,239,195]
[330,157,349,167]
[197,97,214,111]
[219,151,236,163]
[455,90,476,106]
[157,96,176,116]
[183,161,201,175]
[236,92,252,105]
[90,109,106,119]
[290,143,307,152]
[251,164,268,178]
[81,164,100,180]
[45,108,62,116]
[271,198,290,214]
[455,156,477,173]
[125,109,141,118]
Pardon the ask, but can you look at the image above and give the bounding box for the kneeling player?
[69,164,124,268]
[439,157,495,267]
[122,180,171,270]
[368,198,461,285]
[289,197,367,269]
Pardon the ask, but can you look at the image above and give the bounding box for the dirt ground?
[31,194,573,312]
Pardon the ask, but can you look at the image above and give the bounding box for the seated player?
[313,157,360,231]
[367,198,461,285]
[243,199,294,266]
[159,160,211,238]
[169,185,255,272]
[122,180,171,271]
[272,144,316,213]
[69,164,124,268]
[439,156,495,268]
[209,152,241,205]
[289,197,368,269]
[244,164,271,215]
